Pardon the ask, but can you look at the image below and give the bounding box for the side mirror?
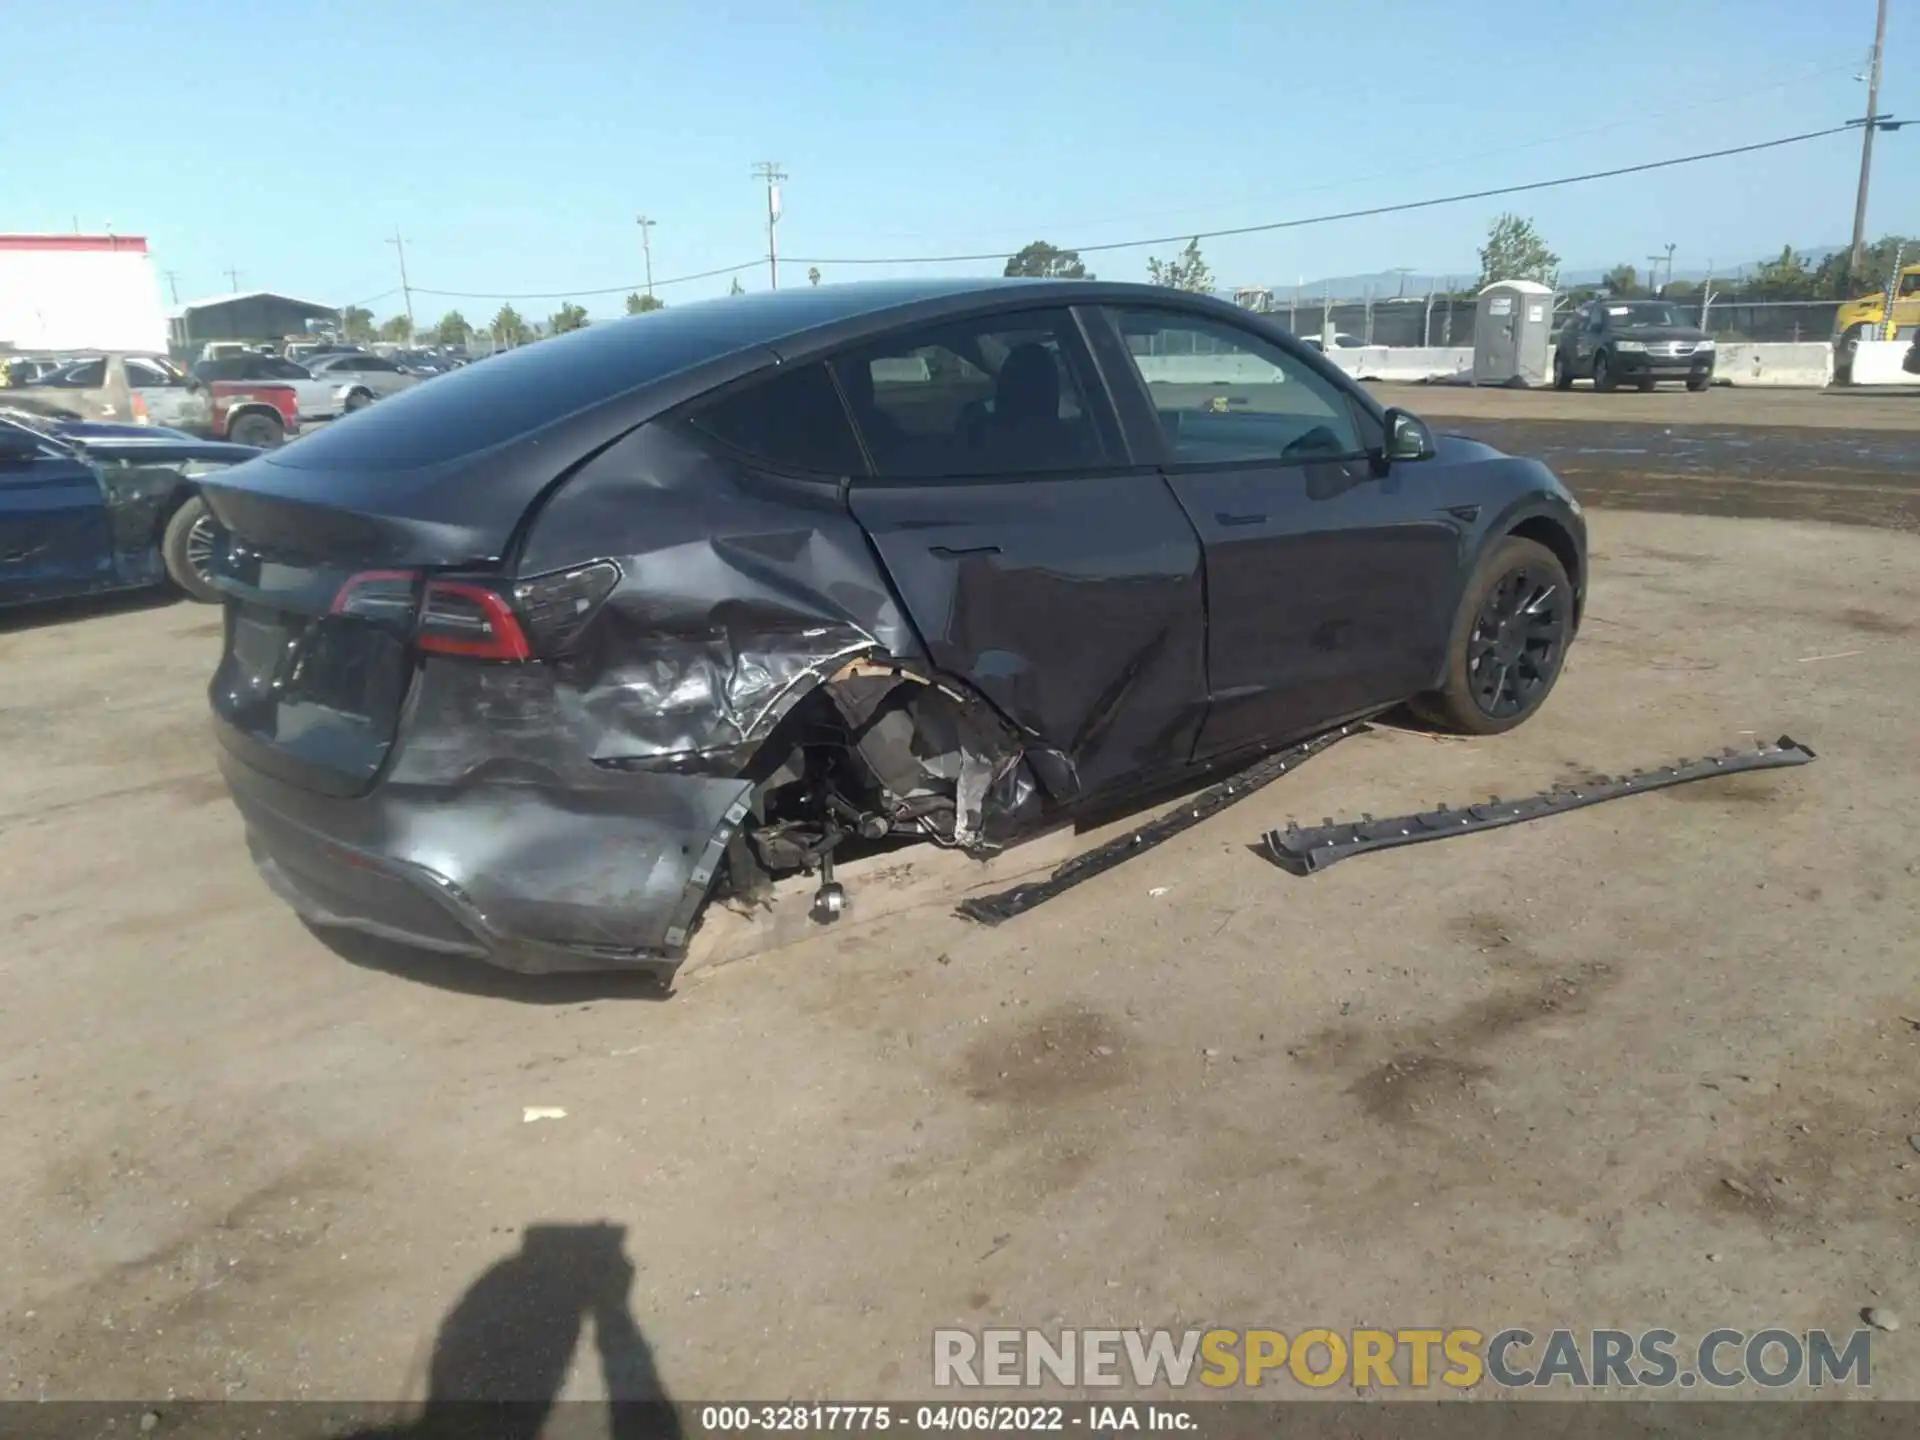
[1382,408,1437,464]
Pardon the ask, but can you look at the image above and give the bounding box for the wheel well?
[1507,516,1583,623]
[227,402,283,428]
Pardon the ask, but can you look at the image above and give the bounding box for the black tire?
[1592,350,1618,393]
[1686,374,1711,392]
[227,411,284,448]
[1638,375,1657,392]
[1552,351,1573,390]
[344,388,374,412]
[1837,323,1868,382]
[1410,536,1573,736]
[161,495,225,604]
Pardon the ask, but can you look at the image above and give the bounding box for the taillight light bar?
[329,562,620,663]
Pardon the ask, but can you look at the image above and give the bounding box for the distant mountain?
[1251,245,1848,298]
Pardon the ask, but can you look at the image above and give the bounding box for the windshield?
[1609,302,1686,329]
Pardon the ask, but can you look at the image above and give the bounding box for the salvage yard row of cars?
[7,279,1587,983]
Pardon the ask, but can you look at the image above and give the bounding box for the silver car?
[17,352,212,432]
[303,351,419,411]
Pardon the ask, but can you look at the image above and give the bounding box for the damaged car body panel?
[199,278,1587,975]
[0,416,258,607]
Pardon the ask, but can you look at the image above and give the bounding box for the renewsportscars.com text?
[932,1326,1874,1391]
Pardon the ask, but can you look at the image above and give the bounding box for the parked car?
[0,414,258,607]
[15,351,215,431]
[202,278,1586,978]
[1553,300,1715,392]
[1301,332,1364,353]
[194,353,340,422]
[301,350,419,409]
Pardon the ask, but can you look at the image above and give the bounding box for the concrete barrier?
[1328,346,1474,382]
[1715,341,1835,388]
[1846,338,1919,386]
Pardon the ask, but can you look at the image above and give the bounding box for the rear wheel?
[1686,373,1711,392]
[1411,536,1572,736]
[1638,374,1657,392]
[227,410,284,448]
[344,388,374,412]
[1592,351,1618,393]
[1552,351,1573,390]
[161,495,224,604]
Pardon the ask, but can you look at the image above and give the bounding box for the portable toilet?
[1473,280,1555,386]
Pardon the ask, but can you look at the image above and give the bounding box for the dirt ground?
[3,392,1919,1412]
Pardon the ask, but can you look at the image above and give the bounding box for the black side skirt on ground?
[955,721,1367,926]
[1262,735,1817,876]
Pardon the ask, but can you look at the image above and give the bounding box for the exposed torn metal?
[955,722,1366,926]
[1262,735,1817,876]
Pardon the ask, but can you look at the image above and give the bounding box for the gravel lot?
[2,386,1917,1411]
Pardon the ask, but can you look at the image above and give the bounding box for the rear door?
[838,305,1209,800]
[0,431,115,604]
[125,355,210,431]
[1091,304,1459,760]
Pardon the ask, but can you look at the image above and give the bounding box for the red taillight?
[327,563,617,664]
[415,580,532,661]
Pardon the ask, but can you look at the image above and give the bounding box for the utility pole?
[1391,266,1415,298]
[1663,243,1677,292]
[635,215,656,298]
[1851,0,1890,280]
[1646,254,1665,295]
[752,161,786,290]
[387,229,415,341]
[162,270,182,304]
[223,266,242,292]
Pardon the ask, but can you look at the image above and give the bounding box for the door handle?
[1216,512,1266,527]
[929,544,1001,558]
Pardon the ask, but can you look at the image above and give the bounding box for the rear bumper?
[214,722,753,975]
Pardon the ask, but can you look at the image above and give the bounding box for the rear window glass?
[686,363,866,475]
[266,314,770,472]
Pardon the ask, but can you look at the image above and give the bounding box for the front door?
[1477,291,1519,382]
[1092,305,1460,761]
[838,306,1209,800]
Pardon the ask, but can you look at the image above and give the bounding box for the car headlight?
[1694,339,1715,350]
[1613,340,1647,352]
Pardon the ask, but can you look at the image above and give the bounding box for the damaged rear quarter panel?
[515,419,923,770]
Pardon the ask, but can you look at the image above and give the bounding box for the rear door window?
[829,308,1112,479]
[686,363,865,475]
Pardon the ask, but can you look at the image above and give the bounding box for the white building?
[0,234,170,353]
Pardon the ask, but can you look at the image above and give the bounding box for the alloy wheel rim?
[1467,565,1567,719]
[184,514,219,583]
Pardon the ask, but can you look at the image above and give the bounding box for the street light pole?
[636,216,656,298]
[1850,0,1890,280]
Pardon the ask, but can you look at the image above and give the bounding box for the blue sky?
[3,0,1909,323]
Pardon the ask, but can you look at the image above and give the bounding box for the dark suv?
[1553,300,1715,393]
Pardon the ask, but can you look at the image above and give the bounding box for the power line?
[784,123,1864,267]
[410,258,762,301]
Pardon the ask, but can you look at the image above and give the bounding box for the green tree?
[807,266,822,287]
[339,306,376,342]
[1664,279,1698,300]
[1145,237,1213,293]
[377,314,412,343]
[728,276,745,296]
[1004,241,1093,280]
[1748,245,1814,301]
[550,302,589,333]
[1477,214,1559,289]
[490,303,529,347]
[1602,264,1639,296]
[432,310,472,346]
[625,291,664,315]
[1812,235,1918,298]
